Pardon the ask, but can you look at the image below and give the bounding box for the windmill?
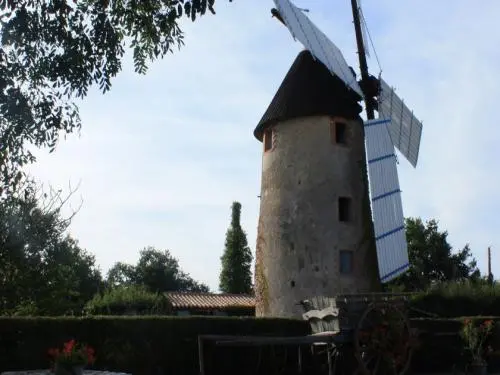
[254,0,422,317]
[272,0,422,284]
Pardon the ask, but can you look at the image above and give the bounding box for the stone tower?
[254,50,380,318]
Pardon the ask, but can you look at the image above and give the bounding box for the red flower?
[461,318,495,363]
[48,340,96,366]
[63,340,76,354]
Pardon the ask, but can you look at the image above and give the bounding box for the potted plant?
[48,339,96,375]
[460,318,495,375]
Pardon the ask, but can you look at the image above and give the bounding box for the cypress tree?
[219,202,253,294]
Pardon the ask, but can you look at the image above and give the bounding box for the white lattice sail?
[273,0,363,96]
[364,118,410,282]
[378,78,423,168]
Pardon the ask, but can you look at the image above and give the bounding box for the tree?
[0,0,233,193]
[387,217,481,292]
[106,246,209,293]
[0,180,103,315]
[107,261,136,287]
[219,201,253,294]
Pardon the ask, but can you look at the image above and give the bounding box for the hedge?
[409,281,500,318]
[3,316,500,375]
[0,316,309,375]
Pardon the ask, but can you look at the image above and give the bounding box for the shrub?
[411,316,500,373]
[409,280,500,317]
[84,285,169,315]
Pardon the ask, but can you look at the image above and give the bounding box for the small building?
[165,291,255,317]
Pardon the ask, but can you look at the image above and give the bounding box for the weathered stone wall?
[254,115,379,318]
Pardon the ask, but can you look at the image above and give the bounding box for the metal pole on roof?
[488,246,493,285]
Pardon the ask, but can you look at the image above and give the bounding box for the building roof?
[165,291,255,310]
[254,50,362,141]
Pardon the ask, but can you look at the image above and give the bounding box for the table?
[198,333,349,375]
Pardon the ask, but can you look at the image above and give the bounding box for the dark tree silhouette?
[107,246,209,293]
[219,202,253,294]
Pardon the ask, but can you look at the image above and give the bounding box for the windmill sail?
[364,118,410,282]
[273,0,363,96]
[378,78,423,167]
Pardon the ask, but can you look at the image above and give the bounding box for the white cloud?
[27,0,500,289]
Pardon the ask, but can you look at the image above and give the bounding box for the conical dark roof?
[254,50,362,141]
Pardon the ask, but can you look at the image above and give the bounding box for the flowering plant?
[460,319,495,365]
[48,339,96,367]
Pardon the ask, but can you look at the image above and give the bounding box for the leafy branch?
[0,0,232,193]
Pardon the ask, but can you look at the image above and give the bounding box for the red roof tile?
[165,291,255,309]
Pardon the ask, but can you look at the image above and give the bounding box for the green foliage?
[460,318,495,364]
[410,316,500,373]
[107,261,136,287]
[84,285,169,315]
[0,181,103,315]
[219,202,253,294]
[0,316,307,375]
[410,280,500,318]
[388,217,480,291]
[107,246,210,293]
[0,0,233,192]
[3,315,500,374]
[11,300,40,316]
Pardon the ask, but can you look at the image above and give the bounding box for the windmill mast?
[350,0,375,120]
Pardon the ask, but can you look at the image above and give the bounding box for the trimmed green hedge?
[409,281,500,318]
[0,316,309,375]
[2,315,500,375]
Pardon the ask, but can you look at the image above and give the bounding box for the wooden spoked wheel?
[354,302,414,375]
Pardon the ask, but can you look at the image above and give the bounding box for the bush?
[410,280,500,318]
[0,316,309,375]
[411,316,500,373]
[84,285,169,315]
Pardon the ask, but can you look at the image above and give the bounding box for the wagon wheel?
[354,301,414,375]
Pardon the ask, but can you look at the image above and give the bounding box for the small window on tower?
[338,197,351,222]
[264,128,273,152]
[335,122,347,144]
[339,250,354,275]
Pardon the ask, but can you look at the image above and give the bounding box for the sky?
[28,0,500,291]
